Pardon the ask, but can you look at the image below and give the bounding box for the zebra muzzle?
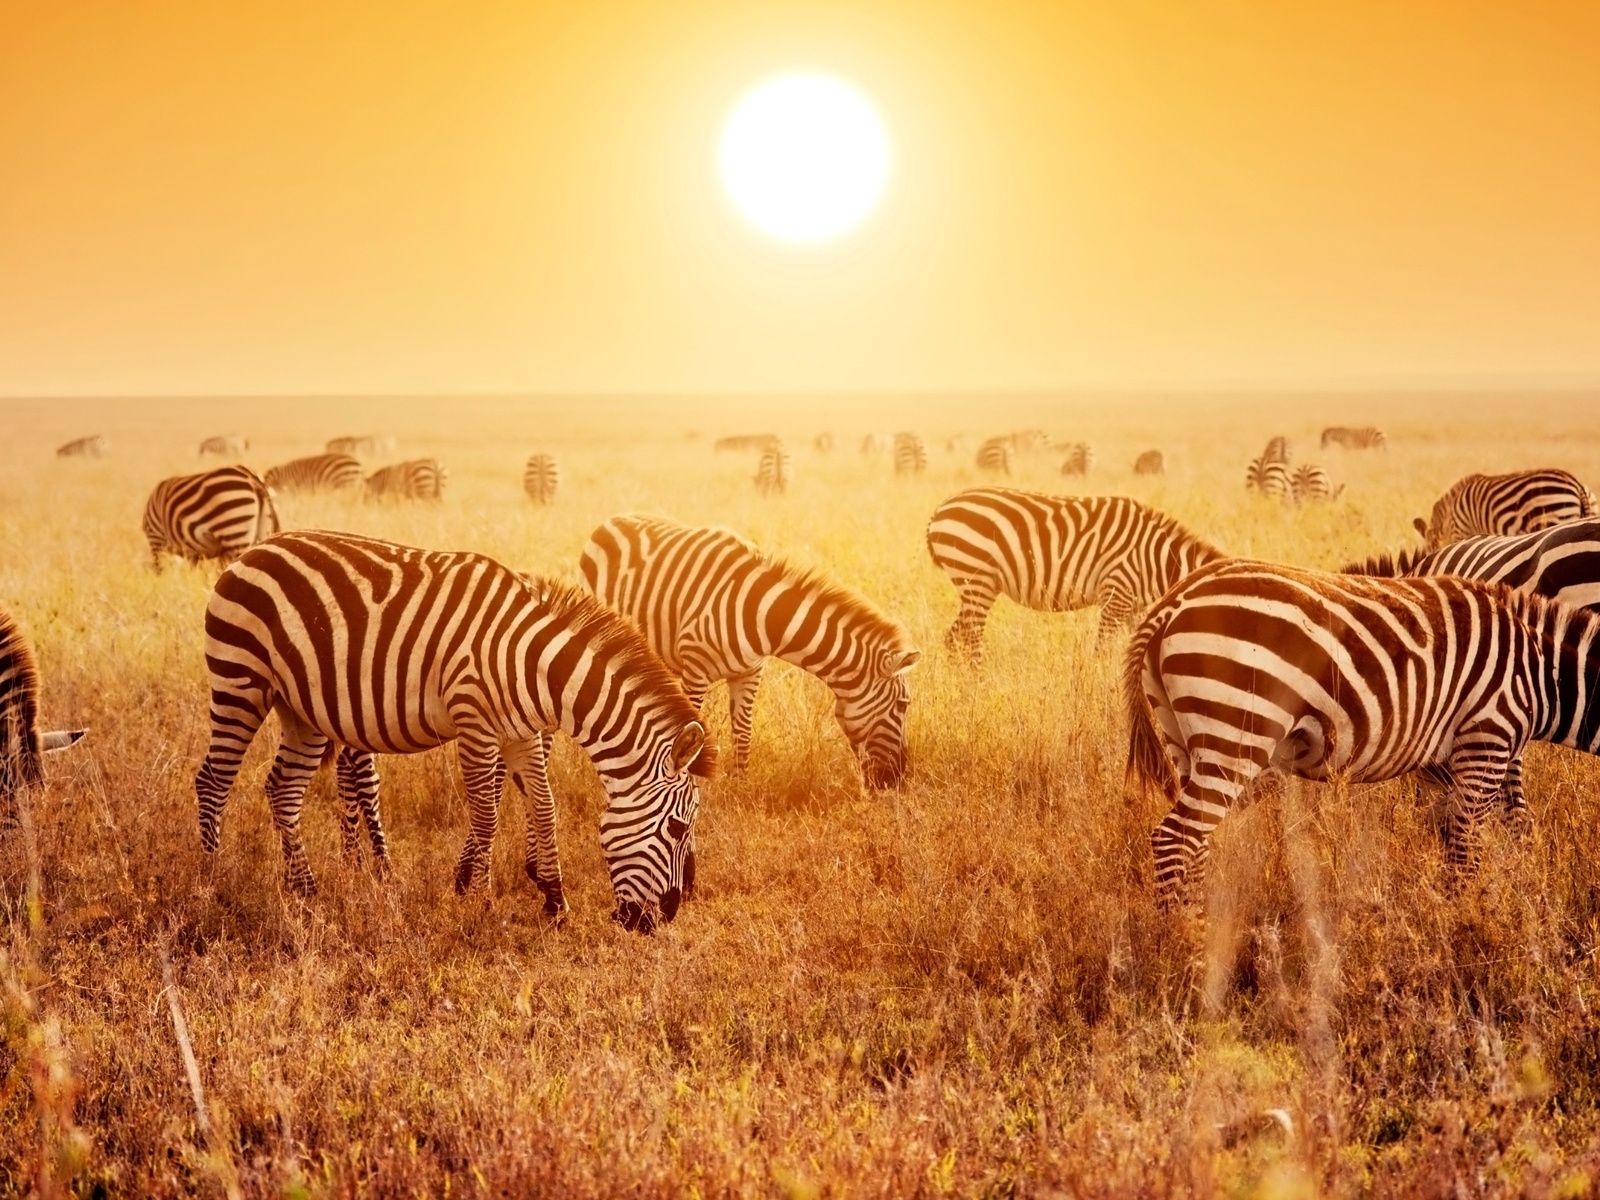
[612,899,659,936]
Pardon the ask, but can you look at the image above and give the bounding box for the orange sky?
[3,0,1598,395]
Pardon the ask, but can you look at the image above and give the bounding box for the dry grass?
[3,394,1600,1197]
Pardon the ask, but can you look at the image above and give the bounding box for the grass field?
[3,394,1600,1197]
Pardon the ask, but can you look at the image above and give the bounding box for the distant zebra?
[1321,426,1386,450]
[1291,463,1341,503]
[1133,450,1165,476]
[1245,456,1291,500]
[1,607,86,816]
[1414,469,1594,550]
[263,453,362,494]
[893,432,928,475]
[524,454,560,504]
[1059,443,1095,476]
[860,433,890,455]
[194,531,713,932]
[976,438,1012,474]
[366,458,446,501]
[714,434,779,453]
[1127,560,1600,909]
[143,466,280,571]
[813,433,835,453]
[754,444,792,496]
[199,434,249,457]
[581,515,920,790]
[1008,430,1051,453]
[326,435,395,458]
[56,436,108,458]
[1261,436,1290,464]
[927,488,1224,659]
[946,435,974,455]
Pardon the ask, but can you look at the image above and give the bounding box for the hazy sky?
[4,0,1598,396]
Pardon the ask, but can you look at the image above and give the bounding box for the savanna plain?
[4,395,1600,1198]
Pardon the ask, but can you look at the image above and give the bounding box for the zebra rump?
[326,434,396,457]
[143,465,280,570]
[56,436,109,458]
[524,454,560,504]
[1291,463,1341,503]
[976,438,1012,474]
[199,434,249,457]
[366,458,446,500]
[754,445,793,496]
[1245,456,1290,499]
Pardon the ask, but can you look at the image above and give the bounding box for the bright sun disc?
[719,73,890,243]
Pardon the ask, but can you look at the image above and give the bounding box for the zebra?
[143,466,280,571]
[1245,456,1291,500]
[814,433,835,453]
[263,453,362,494]
[860,433,890,455]
[714,434,779,453]
[2,607,86,818]
[1261,436,1290,465]
[893,432,928,475]
[1414,469,1594,550]
[524,454,559,504]
[1059,443,1095,476]
[1321,426,1386,450]
[1133,450,1165,476]
[193,531,714,933]
[1126,559,1600,910]
[366,458,446,501]
[580,515,920,789]
[754,444,792,496]
[976,438,1012,474]
[199,434,249,457]
[1008,430,1051,453]
[56,436,108,458]
[1291,462,1341,503]
[326,435,396,457]
[926,488,1225,659]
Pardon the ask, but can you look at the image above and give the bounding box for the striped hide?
[56,436,109,458]
[580,514,920,789]
[524,454,560,504]
[754,445,792,496]
[893,432,928,475]
[1415,469,1595,550]
[1291,462,1341,503]
[1261,436,1290,465]
[1321,426,1386,450]
[1245,456,1291,499]
[199,434,249,457]
[263,453,362,494]
[1059,443,1095,476]
[976,438,1013,474]
[365,458,446,501]
[194,531,714,932]
[143,466,280,570]
[1,608,86,814]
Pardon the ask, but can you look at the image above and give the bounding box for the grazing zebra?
[325,434,395,458]
[976,438,1013,474]
[1414,469,1594,550]
[1126,559,1600,909]
[754,444,792,496]
[199,434,249,457]
[860,433,890,455]
[1245,456,1291,500]
[580,515,920,789]
[1291,462,1341,503]
[926,488,1225,659]
[56,436,108,458]
[523,453,559,504]
[714,434,779,453]
[143,466,280,571]
[1261,436,1290,464]
[1,607,86,815]
[194,531,713,932]
[1059,443,1095,476]
[365,459,446,501]
[263,453,362,494]
[1008,429,1051,453]
[1133,450,1165,476]
[893,432,928,475]
[1321,426,1386,450]
[814,432,835,453]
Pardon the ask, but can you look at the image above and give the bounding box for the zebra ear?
[1412,517,1428,538]
[42,729,86,753]
[670,722,706,775]
[889,649,921,675]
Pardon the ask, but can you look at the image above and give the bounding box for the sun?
[718,73,891,244]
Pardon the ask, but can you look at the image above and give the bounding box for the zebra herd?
[14,430,1600,943]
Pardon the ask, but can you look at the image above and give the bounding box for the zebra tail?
[1122,612,1177,804]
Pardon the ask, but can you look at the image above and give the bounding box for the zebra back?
[1290,463,1339,503]
[56,436,108,458]
[1261,436,1290,465]
[524,454,560,504]
[976,438,1012,474]
[366,459,446,500]
[143,466,280,565]
[1418,469,1595,549]
[1344,520,1600,612]
[263,453,362,493]
[1059,443,1095,476]
[1321,425,1386,449]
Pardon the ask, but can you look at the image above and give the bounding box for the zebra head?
[834,647,921,789]
[604,720,709,935]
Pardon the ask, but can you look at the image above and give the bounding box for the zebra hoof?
[536,878,568,920]
[285,875,318,898]
[371,855,393,882]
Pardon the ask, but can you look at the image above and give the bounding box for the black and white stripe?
[263,453,362,494]
[1261,436,1290,465]
[56,436,108,458]
[926,487,1225,659]
[142,466,280,571]
[366,458,446,500]
[580,515,920,789]
[1126,560,1600,908]
[326,434,395,458]
[1320,426,1386,450]
[893,432,928,475]
[1133,450,1165,476]
[1245,456,1291,499]
[524,454,560,504]
[194,531,714,933]
[754,444,792,496]
[1414,469,1594,549]
[976,438,1013,474]
[1,608,86,815]
[1291,463,1340,503]
[1059,443,1095,476]
[199,434,249,457]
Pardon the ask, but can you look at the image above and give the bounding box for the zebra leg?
[1498,754,1530,839]
[194,680,273,855]
[1094,582,1139,647]
[452,731,503,895]
[505,733,567,919]
[335,746,391,878]
[1150,756,1247,912]
[263,709,331,895]
[945,581,996,664]
[1442,743,1512,877]
[727,665,764,773]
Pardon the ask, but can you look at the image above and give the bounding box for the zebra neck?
[1539,603,1600,752]
[759,582,877,685]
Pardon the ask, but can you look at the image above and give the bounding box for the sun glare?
[719,73,891,243]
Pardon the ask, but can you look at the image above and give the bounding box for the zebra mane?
[1338,547,1430,577]
[1139,502,1225,564]
[764,554,916,658]
[520,577,720,779]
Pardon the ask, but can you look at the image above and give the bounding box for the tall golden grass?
[2,394,1599,1196]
